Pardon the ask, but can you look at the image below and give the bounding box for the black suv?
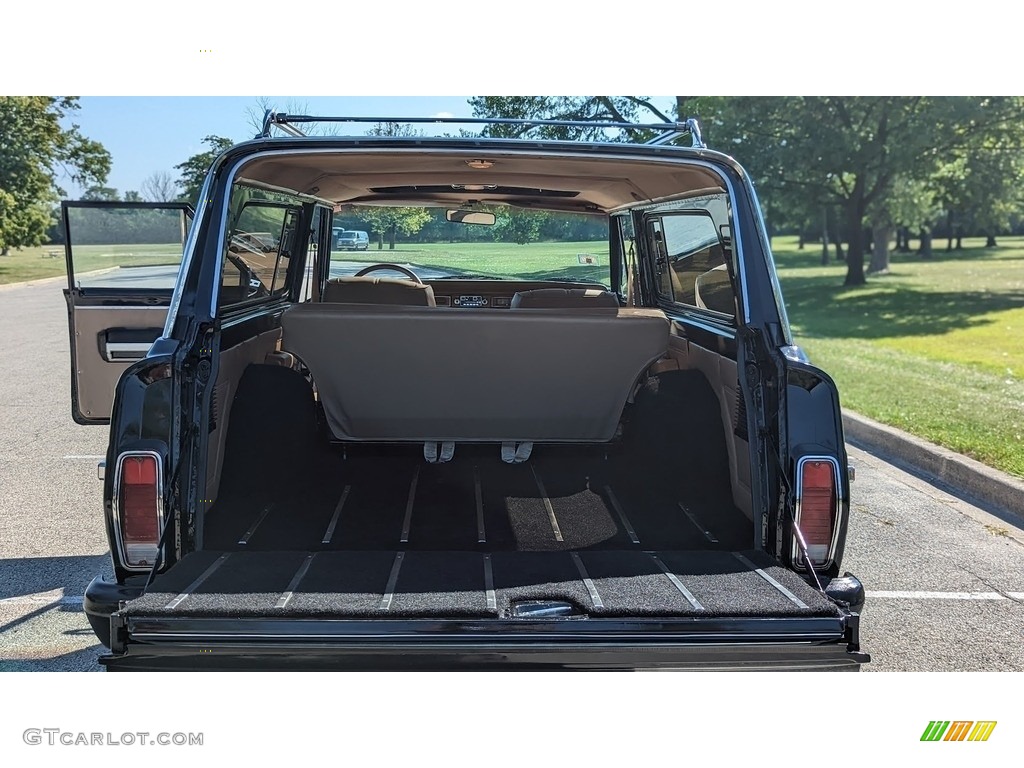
[63,114,867,670]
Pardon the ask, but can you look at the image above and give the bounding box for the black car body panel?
[65,117,867,670]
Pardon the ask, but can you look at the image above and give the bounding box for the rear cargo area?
[126,365,838,621]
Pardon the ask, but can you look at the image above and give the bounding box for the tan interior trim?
[281,304,670,443]
[236,151,725,213]
[70,306,169,421]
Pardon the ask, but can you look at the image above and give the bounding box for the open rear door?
[62,201,193,424]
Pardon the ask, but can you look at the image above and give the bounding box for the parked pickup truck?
[64,113,868,670]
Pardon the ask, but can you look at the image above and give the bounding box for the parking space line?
[867,590,1015,600]
[0,592,83,607]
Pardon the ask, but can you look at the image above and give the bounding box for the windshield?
[329,206,610,285]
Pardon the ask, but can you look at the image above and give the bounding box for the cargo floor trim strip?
[379,552,406,611]
[532,466,563,542]
[238,504,274,546]
[483,553,496,611]
[474,466,486,544]
[400,468,420,544]
[163,554,231,610]
[321,486,351,545]
[570,552,604,610]
[275,554,317,609]
[605,485,640,544]
[679,502,718,543]
[733,552,809,609]
[647,552,705,611]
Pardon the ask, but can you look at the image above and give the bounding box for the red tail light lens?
[793,457,839,569]
[116,453,163,568]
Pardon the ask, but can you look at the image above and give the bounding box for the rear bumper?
[102,615,869,671]
[83,575,145,648]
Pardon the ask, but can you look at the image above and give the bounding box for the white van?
[336,229,369,250]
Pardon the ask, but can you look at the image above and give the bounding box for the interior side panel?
[70,306,169,421]
[667,334,752,520]
[204,328,283,506]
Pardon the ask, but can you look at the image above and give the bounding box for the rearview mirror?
[446,209,496,226]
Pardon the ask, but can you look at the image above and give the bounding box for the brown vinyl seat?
[694,265,736,316]
[322,276,436,306]
[281,303,669,443]
[510,287,620,309]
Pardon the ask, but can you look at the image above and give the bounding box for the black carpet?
[126,548,840,619]
[202,365,752,554]
[136,365,837,621]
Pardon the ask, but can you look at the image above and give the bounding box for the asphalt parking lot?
[1,277,1022,671]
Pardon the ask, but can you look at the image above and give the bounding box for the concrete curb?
[0,274,69,291]
[843,409,1024,521]
[0,267,120,292]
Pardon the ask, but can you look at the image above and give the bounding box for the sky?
[61,96,492,197]
[7,3,1017,200]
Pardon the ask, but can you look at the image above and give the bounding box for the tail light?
[114,452,164,569]
[792,456,840,569]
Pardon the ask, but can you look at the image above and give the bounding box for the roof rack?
[258,111,707,149]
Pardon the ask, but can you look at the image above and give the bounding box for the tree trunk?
[388,223,397,250]
[868,224,892,273]
[956,227,963,250]
[0,247,8,256]
[894,228,904,252]
[919,229,933,259]
[946,210,955,251]
[834,240,844,261]
[798,232,805,250]
[821,207,830,265]
[376,232,384,249]
[843,187,867,286]
[986,234,997,247]
[898,226,912,253]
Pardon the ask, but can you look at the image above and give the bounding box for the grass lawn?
[773,235,1024,478]
[6,232,1018,478]
[331,240,610,284]
[0,243,182,285]
[0,240,610,286]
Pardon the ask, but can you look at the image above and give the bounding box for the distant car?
[336,229,369,250]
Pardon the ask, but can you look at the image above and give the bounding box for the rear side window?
[219,192,303,310]
[648,211,736,321]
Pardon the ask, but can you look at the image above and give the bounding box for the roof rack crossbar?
[259,112,706,148]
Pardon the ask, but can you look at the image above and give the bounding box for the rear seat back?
[322,276,435,306]
[281,303,669,443]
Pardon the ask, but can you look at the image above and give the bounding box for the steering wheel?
[354,263,423,283]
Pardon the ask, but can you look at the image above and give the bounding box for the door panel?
[68,305,170,422]
[63,202,192,424]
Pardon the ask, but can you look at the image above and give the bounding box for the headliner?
[235,148,726,214]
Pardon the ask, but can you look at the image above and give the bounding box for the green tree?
[696,97,1024,285]
[492,208,549,244]
[932,131,1024,250]
[355,207,432,250]
[81,186,120,201]
[347,122,432,249]
[174,135,233,204]
[469,96,678,141]
[0,97,110,255]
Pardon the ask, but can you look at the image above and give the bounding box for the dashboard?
[426,280,610,309]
